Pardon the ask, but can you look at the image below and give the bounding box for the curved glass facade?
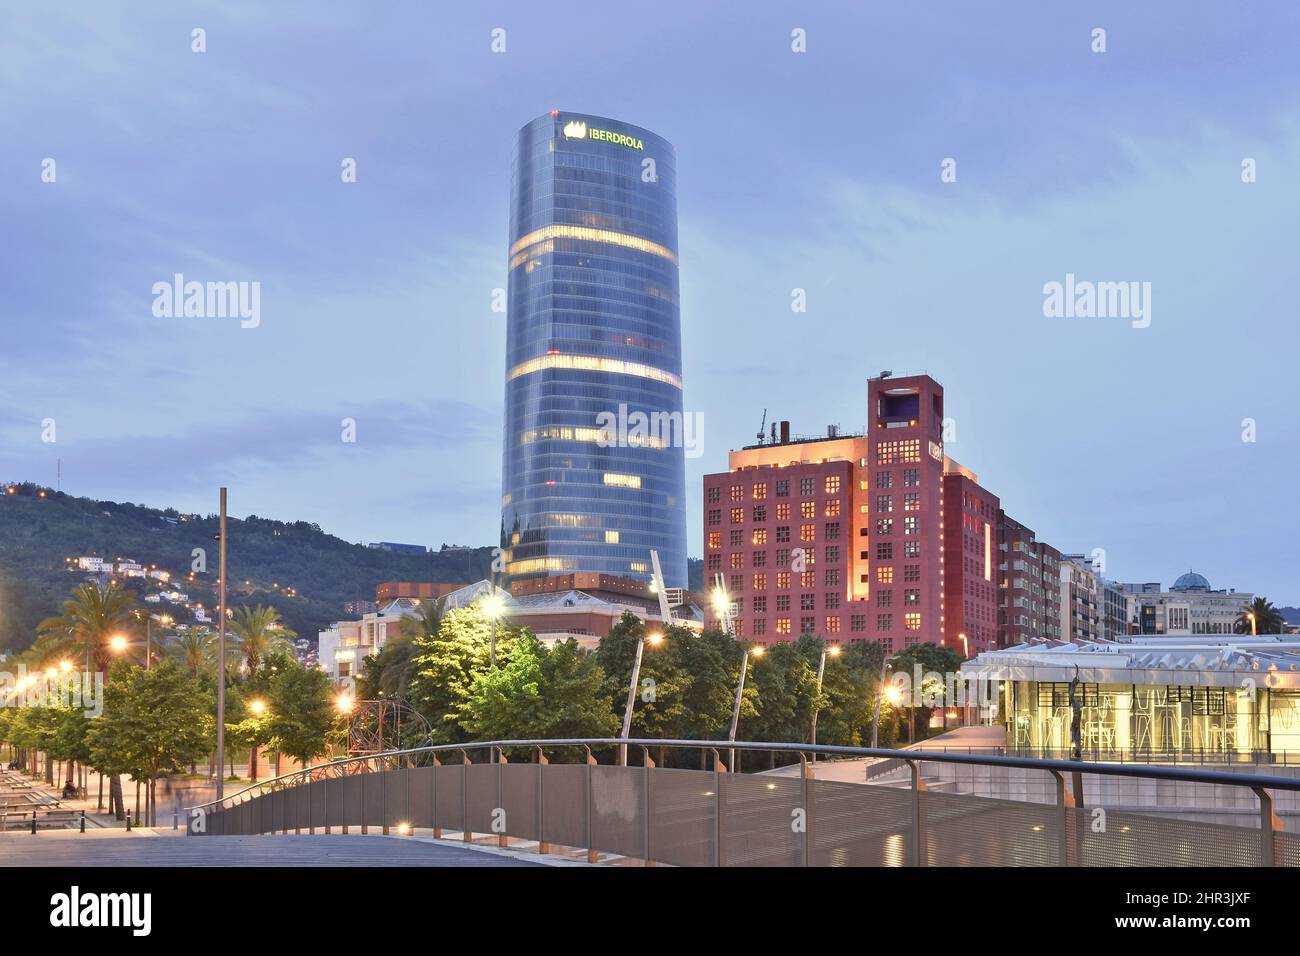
[501,112,686,587]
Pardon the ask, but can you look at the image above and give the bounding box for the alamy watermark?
[595,403,704,459]
[1042,273,1151,329]
[152,273,260,328]
[1,666,104,717]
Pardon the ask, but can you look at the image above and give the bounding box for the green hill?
[0,481,494,653]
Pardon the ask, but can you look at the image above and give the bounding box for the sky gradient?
[2,2,1298,599]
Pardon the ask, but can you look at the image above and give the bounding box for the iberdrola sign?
[561,118,644,151]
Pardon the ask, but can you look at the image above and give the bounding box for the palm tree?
[167,630,214,680]
[35,581,138,819]
[1236,597,1287,635]
[229,605,295,675]
[36,581,139,673]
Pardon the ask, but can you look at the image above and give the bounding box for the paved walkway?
[0,831,544,866]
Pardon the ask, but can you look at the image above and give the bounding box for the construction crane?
[756,408,767,445]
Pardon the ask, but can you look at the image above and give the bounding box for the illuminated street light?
[482,592,508,666]
[727,644,763,770]
[335,693,355,715]
[58,660,73,672]
[618,630,665,765]
[109,634,129,654]
[810,643,843,762]
[249,699,267,716]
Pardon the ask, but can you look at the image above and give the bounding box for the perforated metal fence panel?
[360,771,385,827]
[591,766,645,859]
[540,763,587,850]
[1076,808,1262,867]
[435,764,464,832]
[721,773,802,866]
[384,769,411,828]
[309,779,327,829]
[808,778,913,866]
[408,765,435,829]
[1278,831,1300,868]
[501,764,539,840]
[648,767,716,867]
[923,790,1061,866]
[466,764,498,835]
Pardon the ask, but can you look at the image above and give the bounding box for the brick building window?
[877,566,894,584]
[730,484,743,501]
[825,522,840,540]
[825,476,841,494]
[877,613,893,630]
[730,508,744,524]
[707,531,720,549]
[707,486,721,503]
[800,477,815,497]
[707,509,720,526]
[776,480,789,497]
[800,500,816,519]
[753,482,767,500]
[777,594,790,612]
[776,618,791,636]
[752,528,767,546]
[904,612,921,631]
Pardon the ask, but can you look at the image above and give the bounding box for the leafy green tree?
[739,641,819,761]
[461,633,618,752]
[48,704,91,790]
[407,605,514,743]
[87,660,208,824]
[595,614,691,745]
[1236,597,1286,634]
[265,662,335,771]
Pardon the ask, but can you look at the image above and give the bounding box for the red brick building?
[942,465,1000,654]
[704,374,1008,654]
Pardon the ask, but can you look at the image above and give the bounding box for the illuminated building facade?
[702,374,1006,654]
[501,112,686,587]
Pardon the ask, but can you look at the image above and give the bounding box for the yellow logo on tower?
[560,118,643,151]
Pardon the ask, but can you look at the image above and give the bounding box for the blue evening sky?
[2,2,1297,599]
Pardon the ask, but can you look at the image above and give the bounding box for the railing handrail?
[185,737,1300,814]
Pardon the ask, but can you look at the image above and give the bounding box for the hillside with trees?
[0,482,494,652]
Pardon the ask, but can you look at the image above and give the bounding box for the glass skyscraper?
[501,111,686,588]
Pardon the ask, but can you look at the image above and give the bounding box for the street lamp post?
[809,644,841,764]
[482,593,507,667]
[870,653,891,748]
[216,486,228,803]
[618,632,663,766]
[727,645,763,772]
[1247,611,1257,636]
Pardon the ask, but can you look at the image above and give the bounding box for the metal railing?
[185,739,1300,867]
